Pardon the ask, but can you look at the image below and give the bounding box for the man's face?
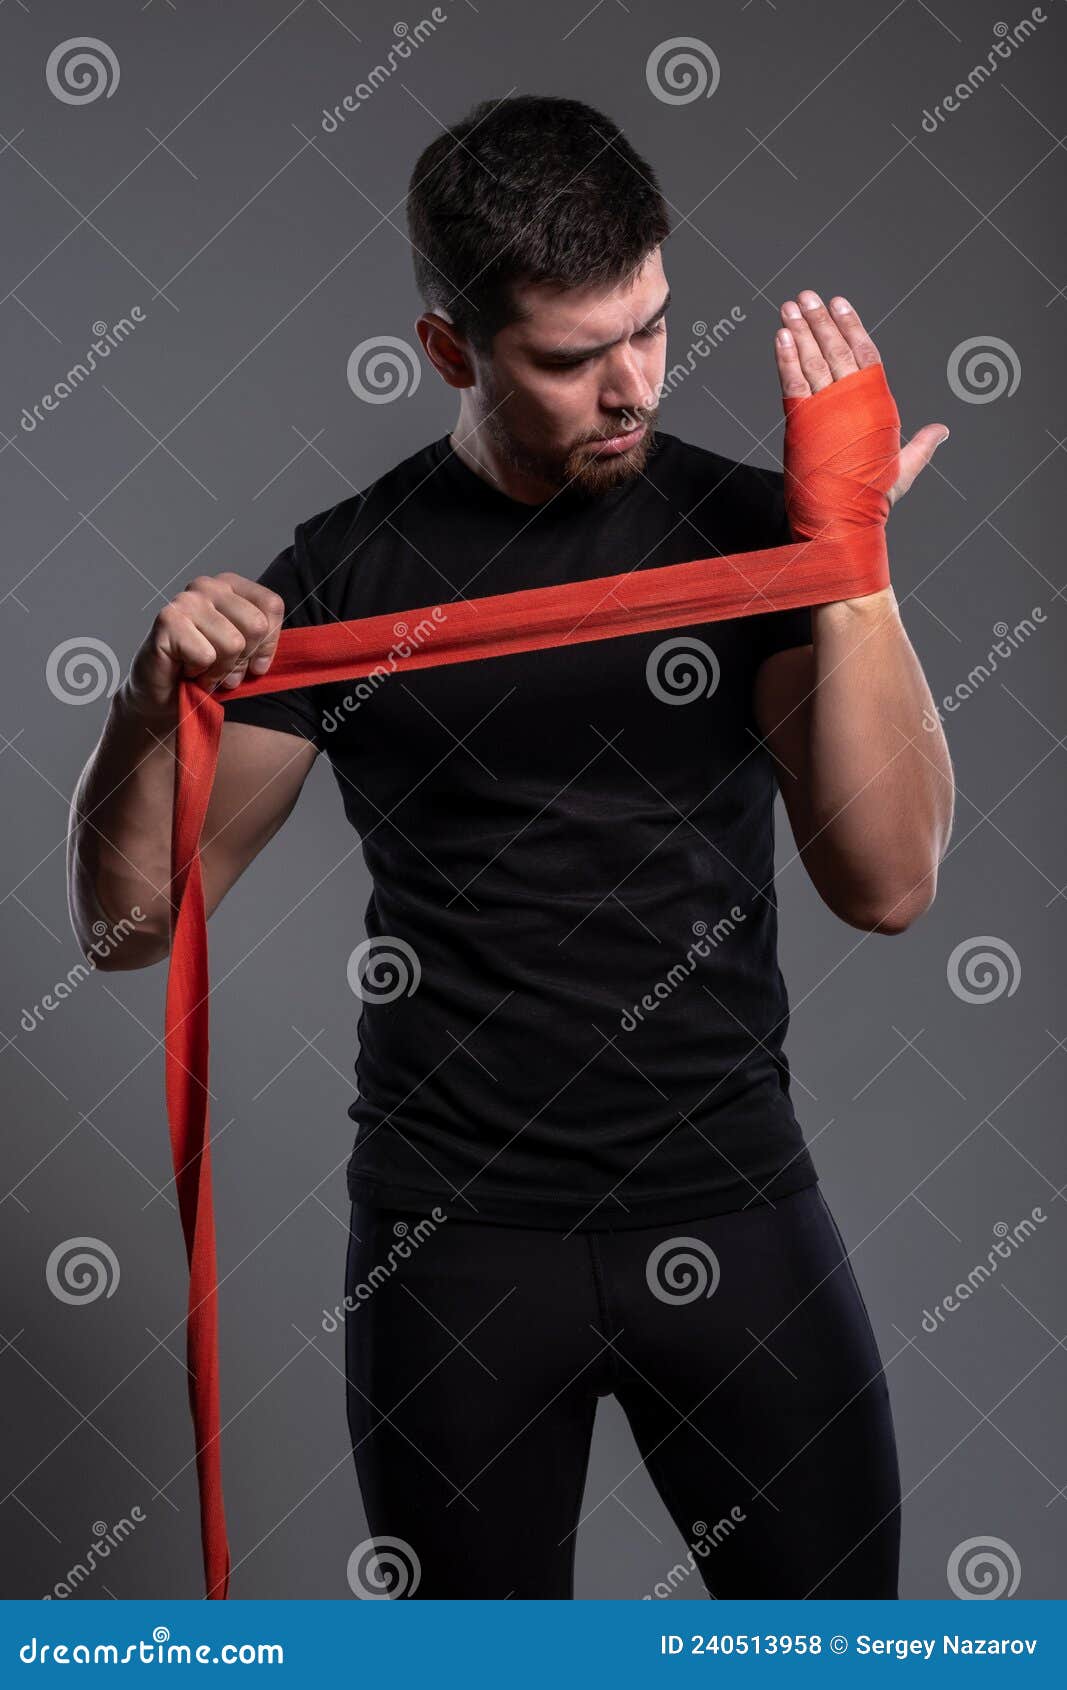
[469,248,668,496]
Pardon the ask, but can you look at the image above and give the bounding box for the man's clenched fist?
[124,572,286,725]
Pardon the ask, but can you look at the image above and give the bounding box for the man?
[68,94,954,1598]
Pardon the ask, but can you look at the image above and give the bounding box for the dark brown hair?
[407,94,672,353]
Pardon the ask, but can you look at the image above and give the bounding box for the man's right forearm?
[67,570,290,970]
[66,681,180,970]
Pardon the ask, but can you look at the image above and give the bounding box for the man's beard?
[477,378,659,499]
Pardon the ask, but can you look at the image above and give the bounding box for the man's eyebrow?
[540,288,671,363]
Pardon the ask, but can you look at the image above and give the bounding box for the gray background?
[2,0,1064,1600]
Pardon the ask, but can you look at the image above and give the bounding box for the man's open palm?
[775,289,950,507]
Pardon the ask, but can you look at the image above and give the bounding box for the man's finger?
[890,424,951,504]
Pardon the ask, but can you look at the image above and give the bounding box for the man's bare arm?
[753,289,957,931]
[66,571,318,972]
[753,587,955,934]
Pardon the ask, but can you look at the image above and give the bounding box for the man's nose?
[601,346,656,414]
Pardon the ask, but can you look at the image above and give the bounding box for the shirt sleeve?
[220,523,330,751]
[741,463,813,665]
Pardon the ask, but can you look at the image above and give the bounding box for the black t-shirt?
[222,428,819,1229]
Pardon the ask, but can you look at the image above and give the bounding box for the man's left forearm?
[796,584,955,931]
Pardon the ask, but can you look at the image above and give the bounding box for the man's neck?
[447,418,561,507]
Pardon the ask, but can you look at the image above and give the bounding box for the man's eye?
[548,321,665,370]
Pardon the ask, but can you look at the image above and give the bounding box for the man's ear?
[415,312,476,389]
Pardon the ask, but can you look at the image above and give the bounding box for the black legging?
[342,1183,901,1598]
